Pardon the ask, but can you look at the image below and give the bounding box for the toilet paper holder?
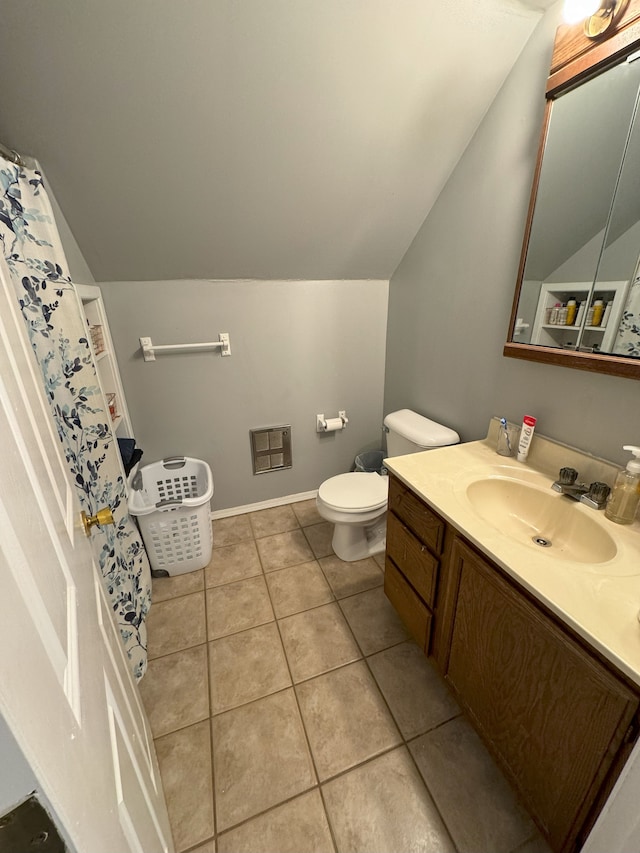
[317,411,348,433]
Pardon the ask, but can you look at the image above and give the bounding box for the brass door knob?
[81,507,115,537]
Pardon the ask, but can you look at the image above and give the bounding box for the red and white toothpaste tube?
[517,415,537,463]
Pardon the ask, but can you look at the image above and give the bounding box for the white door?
[0,271,173,852]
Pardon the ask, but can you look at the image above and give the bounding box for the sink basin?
[465,478,617,564]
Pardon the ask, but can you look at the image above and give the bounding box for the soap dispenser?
[605,446,640,524]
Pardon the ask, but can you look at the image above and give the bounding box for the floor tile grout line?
[207,614,276,645]
[358,637,462,851]
[402,740,461,853]
[260,545,340,853]
[357,648,462,853]
[210,683,296,719]
[267,568,337,621]
[275,596,352,629]
[299,522,332,561]
[314,555,385,607]
[214,783,321,844]
[180,836,215,853]
[147,638,209,665]
[246,502,304,540]
[403,710,465,746]
[318,739,419,787]
[329,577,385,605]
[346,584,471,853]
[280,647,363,689]
[201,572,218,846]
[205,569,264,592]
[333,595,403,662]
[152,712,212,743]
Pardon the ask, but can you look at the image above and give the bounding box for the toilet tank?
[384,409,460,457]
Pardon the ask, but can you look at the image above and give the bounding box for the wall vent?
[250,425,292,474]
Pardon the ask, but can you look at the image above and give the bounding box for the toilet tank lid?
[384,409,460,448]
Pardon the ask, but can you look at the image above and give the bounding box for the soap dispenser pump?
[605,446,640,525]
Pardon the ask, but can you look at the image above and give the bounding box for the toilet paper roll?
[323,417,344,432]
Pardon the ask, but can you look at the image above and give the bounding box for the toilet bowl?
[316,471,389,562]
[316,409,460,562]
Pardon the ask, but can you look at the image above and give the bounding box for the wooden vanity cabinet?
[383,474,640,853]
[444,537,639,853]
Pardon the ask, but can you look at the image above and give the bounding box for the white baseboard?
[210,490,318,520]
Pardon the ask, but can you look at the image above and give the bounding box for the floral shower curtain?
[0,158,151,680]
[613,259,640,357]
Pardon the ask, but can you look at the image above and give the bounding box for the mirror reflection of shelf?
[531,281,628,352]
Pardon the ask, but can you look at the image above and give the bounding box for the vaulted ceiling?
[0,0,556,282]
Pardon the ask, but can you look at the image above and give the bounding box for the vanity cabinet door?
[445,537,639,853]
[388,475,444,553]
[384,557,432,650]
[386,512,438,606]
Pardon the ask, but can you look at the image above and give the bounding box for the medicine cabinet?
[504,1,640,379]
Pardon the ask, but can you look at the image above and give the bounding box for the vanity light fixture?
[563,0,628,37]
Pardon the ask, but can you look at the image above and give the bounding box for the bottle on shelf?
[549,302,561,324]
[576,301,585,326]
[565,299,577,326]
[591,299,604,326]
[558,303,568,324]
[602,302,612,327]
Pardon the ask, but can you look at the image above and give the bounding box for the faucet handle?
[558,467,579,485]
[589,482,611,503]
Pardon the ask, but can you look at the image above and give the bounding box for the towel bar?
[139,333,231,361]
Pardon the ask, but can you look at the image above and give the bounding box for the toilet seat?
[317,472,388,514]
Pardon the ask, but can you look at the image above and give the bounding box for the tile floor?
[140,500,552,853]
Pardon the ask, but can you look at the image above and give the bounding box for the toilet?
[316,409,460,562]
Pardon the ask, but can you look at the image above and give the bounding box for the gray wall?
[383,6,640,468]
[45,175,95,284]
[0,714,37,815]
[102,279,388,510]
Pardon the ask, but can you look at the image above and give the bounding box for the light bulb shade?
[563,0,601,23]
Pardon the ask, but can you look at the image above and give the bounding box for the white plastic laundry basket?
[128,456,214,575]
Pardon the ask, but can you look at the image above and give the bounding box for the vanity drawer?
[384,557,432,652]
[387,512,439,607]
[388,475,444,554]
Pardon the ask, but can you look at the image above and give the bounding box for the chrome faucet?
[551,467,611,509]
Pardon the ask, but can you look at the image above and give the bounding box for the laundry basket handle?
[162,456,186,469]
[155,498,184,509]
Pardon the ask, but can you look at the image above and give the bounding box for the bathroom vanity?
[383,428,640,853]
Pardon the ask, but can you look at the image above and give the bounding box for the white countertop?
[385,437,640,687]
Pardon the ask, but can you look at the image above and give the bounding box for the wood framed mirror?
[504,1,640,379]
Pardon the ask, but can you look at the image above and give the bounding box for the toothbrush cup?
[496,424,521,457]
